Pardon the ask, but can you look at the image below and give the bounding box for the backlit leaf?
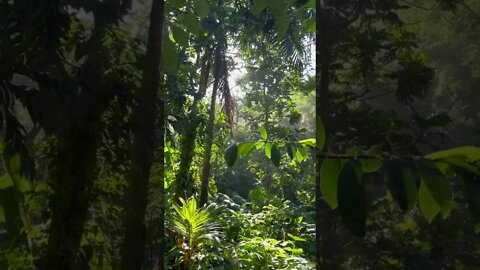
[320,159,344,209]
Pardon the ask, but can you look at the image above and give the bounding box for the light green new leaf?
[256,141,265,150]
[418,179,440,223]
[320,159,344,209]
[299,138,316,147]
[194,0,210,18]
[238,142,256,157]
[259,126,267,140]
[295,146,307,162]
[265,142,273,158]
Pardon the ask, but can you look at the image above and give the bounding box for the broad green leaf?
[224,144,238,167]
[295,149,304,162]
[360,158,381,173]
[268,0,285,18]
[320,159,344,209]
[386,160,417,213]
[0,174,14,190]
[276,16,291,39]
[421,170,453,218]
[265,142,273,158]
[172,26,189,47]
[163,38,178,73]
[295,146,307,162]
[444,157,480,175]
[256,141,265,150]
[194,0,210,18]
[426,146,480,161]
[316,116,326,151]
[171,0,187,8]
[338,161,366,236]
[304,0,315,8]
[238,142,256,157]
[252,0,268,16]
[271,144,281,167]
[259,126,267,140]
[180,12,201,34]
[287,233,306,242]
[418,179,440,223]
[299,138,315,147]
[286,142,296,160]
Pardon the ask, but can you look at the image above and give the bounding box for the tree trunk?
[39,113,101,270]
[199,45,223,207]
[316,2,339,269]
[174,48,212,202]
[120,0,165,269]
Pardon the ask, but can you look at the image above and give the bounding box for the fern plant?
[169,198,220,270]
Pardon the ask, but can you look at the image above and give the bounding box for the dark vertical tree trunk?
[199,45,223,207]
[39,106,102,270]
[38,21,112,270]
[120,0,165,269]
[316,1,339,269]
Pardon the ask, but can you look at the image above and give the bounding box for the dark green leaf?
[194,0,210,18]
[180,12,201,34]
[386,160,417,213]
[271,144,281,167]
[458,170,480,222]
[163,38,178,73]
[224,144,238,167]
[252,0,268,16]
[286,142,296,160]
[338,161,366,236]
[172,26,189,47]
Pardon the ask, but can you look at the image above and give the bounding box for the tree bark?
[199,44,223,207]
[120,0,165,269]
[174,48,212,202]
[316,1,339,269]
